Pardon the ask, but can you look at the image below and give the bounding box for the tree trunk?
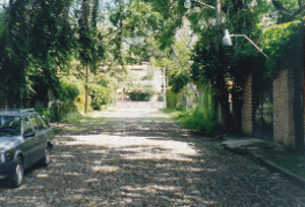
[85,65,89,113]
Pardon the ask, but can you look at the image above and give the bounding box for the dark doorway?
[252,75,273,141]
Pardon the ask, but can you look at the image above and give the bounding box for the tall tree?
[79,0,91,113]
[29,0,75,105]
[0,0,76,108]
[78,0,104,113]
[0,0,30,108]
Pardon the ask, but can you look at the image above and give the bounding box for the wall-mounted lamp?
[222,29,269,58]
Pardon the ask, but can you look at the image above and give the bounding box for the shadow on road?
[0,108,304,206]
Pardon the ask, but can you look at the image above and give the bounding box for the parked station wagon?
[0,109,54,188]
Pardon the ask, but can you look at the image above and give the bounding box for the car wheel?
[8,157,24,188]
[40,148,50,167]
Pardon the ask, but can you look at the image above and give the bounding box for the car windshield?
[0,116,21,137]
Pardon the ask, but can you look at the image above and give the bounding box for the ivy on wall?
[261,20,304,79]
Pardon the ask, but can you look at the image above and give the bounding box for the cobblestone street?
[0,106,304,206]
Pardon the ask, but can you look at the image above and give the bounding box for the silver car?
[0,109,54,188]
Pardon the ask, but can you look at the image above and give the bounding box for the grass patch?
[163,108,219,135]
[265,153,305,179]
[161,108,184,118]
[62,111,84,124]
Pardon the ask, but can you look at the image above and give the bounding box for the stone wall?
[273,69,295,149]
[241,75,253,136]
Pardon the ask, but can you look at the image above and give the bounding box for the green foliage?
[89,83,115,109]
[62,111,84,124]
[197,84,215,120]
[178,84,217,134]
[170,73,189,93]
[129,83,155,101]
[105,0,164,65]
[154,32,192,92]
[166,87,178,108]
[49,101,77,122]
[177,109,218,134]
[191,28,231,87]
[35,100,76,123]
[78,0,104,69]
[129,92,151,101]
[265,153,305,179]
[141,0,186,50]
[58,78,80,103]
[35,76,81,122]
[269,0,304,23]
[0,0,76,108]
[166,82,218,134]
[0,0,31,107]
[261,20,304,78]
[34,103,51,120]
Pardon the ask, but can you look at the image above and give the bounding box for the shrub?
[261,20,303,79]
[129,84,155,102]
[34,102,51,121]
[177,109,218,134]
[48,101,76,122]
[62,111,83,123]
[166,84,219,134]
[166,87,177,108]
[58,79,79,103]
[129,92,152,101]
[89,83,114,110]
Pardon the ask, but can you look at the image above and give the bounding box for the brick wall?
[273,69,295,149]
[241,75,253,136]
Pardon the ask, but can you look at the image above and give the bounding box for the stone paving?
[0,106,304,206]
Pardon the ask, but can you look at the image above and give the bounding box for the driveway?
[0,105,304,206]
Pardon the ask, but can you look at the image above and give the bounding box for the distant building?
[117,62,165,102]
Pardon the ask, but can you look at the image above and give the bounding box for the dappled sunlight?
[121,184,182,194]
[64,134,198,161]
[91,165,120,173]
[89,107,170,119]
[36,173,49,178]
[1,106,305,206]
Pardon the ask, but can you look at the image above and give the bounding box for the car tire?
[40,148,50,167]
[8,157,24,188]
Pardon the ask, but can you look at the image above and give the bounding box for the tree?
[0,0,76,108]
[189,0,269,130]
[0,0,30,108]
[29,0,76,105]
[271,0,304,23]
[78,0,104,113]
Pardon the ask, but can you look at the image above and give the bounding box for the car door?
[29,115,46,160]
[36,115,53,142]
[22,116,39,167]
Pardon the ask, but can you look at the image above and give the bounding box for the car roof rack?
[19,108,36,113]
[0,108,36,113]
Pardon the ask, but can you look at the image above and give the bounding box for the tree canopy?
[0,0,303,124]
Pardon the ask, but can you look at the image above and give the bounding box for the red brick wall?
[241,75,253,136]
[273,69,295,149]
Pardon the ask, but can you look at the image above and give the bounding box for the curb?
[248,151,305,187]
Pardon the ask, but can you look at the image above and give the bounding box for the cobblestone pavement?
[0,106,305,207]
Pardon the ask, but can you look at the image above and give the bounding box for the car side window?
[23,117,34,135]
[37,115,49,129]
[34,116,45,130]
[29,116,43,131]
